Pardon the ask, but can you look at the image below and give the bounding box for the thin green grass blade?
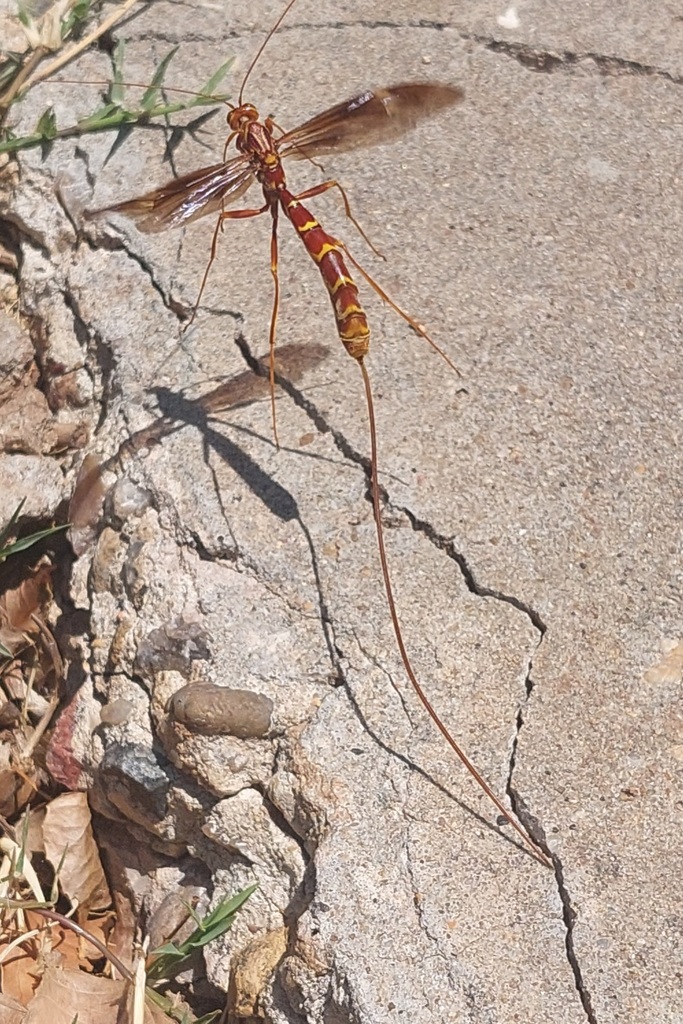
[0,523,68,561]
[189,56,234,107]
[140,45,179,112]
[109,37,126,106]
[0,499,26,550]
[146,884,257,982]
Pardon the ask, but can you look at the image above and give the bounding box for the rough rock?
[6,2,681,1021]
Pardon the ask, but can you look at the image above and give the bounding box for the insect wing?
[278,83,464,160]
[96,157,255,232]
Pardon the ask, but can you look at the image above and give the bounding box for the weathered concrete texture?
[0,309,86,522]
[6,0,682,1021]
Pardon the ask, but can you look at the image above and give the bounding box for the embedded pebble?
[99,698,134,726]
[135,619,211,680]
[169,683,273,738]
[111,477,153,520]
[97,743,170,823]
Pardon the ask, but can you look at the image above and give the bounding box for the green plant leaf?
[0,524,68,561]
[146,884,257,983]
[0,40,231,155]
[16,2,31,29]
[0,498,26,550]
[0,133,43,154]
[61,0,93,39]
[76,102,139,131]
[0,500,68,563]
[35,107,57,140]
[0,51,24,91]
[140,45,179,112]
[109,37,126,106]
[190,56,234,107]
[16,811,31,877]
[77,101,121,126]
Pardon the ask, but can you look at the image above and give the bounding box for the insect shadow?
[113,341,537,861]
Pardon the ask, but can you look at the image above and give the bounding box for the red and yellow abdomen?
[281,191,370,362]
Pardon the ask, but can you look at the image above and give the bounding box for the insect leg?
[268,202,281,447]
[189,203,269,327]
[341,241,461,377]
[293,180,386,262]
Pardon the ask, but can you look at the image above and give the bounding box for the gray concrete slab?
[7,1,682,1021]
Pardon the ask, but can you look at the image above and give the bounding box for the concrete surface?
[3,1,682,1021]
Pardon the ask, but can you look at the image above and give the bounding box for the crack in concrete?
[231,337,561,844]
[180,514,333,636]
[397,511,548,635]
[385,520,605,1023]
[188,527,240,564]
[127,20,681,90]
[552,854,599,1024]
[58,283,117,434]
[402,828,449,957]
[394,504,600,1017]
[469,35,683,85]
[82,226,189,323]
[128,20,451,48]
[241,783,322,1021]
[391,509,548,821]
[506,649,542,832]
[402,821,489,1020]
[350,626,415,727]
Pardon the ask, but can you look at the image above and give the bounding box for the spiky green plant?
[0,2,232,153]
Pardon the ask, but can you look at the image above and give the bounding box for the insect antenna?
[49,78,225,99]
[238,0,300,105]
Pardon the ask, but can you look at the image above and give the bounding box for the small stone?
[111,477,153,520]
[99,698,134,726]
[97,743,170,823]
[169,684,273,739]
[135,619,212,680]
[230,927,287,1019]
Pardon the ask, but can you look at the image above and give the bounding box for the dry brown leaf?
[28,621,63,689]
[0,743,39,818]
[24,967,127,1024]
[41,793,110,911]
[0,907,116,1001]
[68,455,107,556]
[2,669,51,718]
[0,909,84,989]
[68,911,117,972]
[0,770,37,818]
[0,567,54,651]
[108,889,138,973]
[0,944,41,1009]
[1,567,53,634]
[23,966,164,1024]
[19,806,46,857]
[0,992,27,1024]
[69,454,106,528]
